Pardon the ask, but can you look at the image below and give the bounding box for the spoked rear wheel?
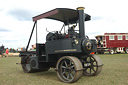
[83,55,103,76]
[56,56,83,83]
[109,49,114,54]
[125,48,128,54]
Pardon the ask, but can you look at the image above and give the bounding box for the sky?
[0,0,128,49]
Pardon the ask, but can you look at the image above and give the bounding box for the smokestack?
[77,7,85,38]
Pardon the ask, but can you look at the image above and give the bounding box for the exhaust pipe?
[77,7,85,38]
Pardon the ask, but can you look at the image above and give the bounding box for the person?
[31,44,36,51]
[5,48,9,57]
[2,48,9,57]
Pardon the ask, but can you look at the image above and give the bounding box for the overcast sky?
[0,0,128,49]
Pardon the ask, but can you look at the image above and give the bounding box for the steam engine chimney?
[77,7,85,38]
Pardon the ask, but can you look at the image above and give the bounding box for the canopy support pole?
[26,21,37,51]
[36,21,38,43]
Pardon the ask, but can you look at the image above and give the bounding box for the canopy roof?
[33,8,91,25]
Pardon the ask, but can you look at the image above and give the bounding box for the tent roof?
[33,8,91,25]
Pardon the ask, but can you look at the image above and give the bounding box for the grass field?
[0,54,128,85]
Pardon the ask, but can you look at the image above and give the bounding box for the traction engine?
[19,7,103,83]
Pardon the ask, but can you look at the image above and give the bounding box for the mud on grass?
[0,54,128,85]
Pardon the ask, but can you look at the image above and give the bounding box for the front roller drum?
[21,56,35,73]
[83,55,103,76]
[21,56,50,73]
[56,56,83,83]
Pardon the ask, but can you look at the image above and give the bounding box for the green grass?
[0,54,128,85]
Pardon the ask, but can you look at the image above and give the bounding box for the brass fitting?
[77,7,85,10]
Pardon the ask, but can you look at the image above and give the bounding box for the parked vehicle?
[95,33,128,54]
[0,45,4,55]
[19,7,103,83]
